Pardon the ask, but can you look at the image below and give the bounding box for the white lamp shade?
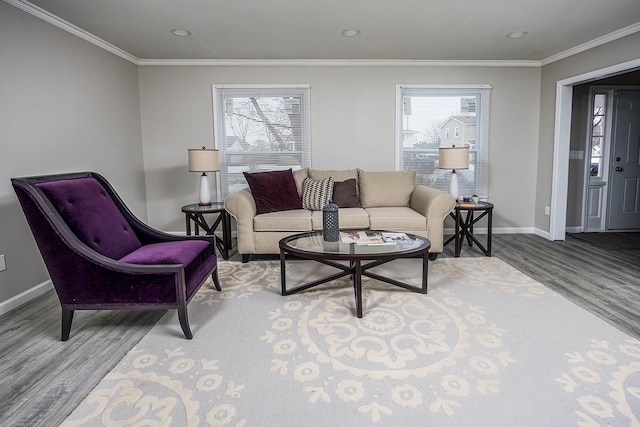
[438,147,469,170]
[188,148,219,172]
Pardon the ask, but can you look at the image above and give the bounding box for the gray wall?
[138,65,541,233]
[536,32,640,232]
[0,3,146,309]
[2,0,639,310]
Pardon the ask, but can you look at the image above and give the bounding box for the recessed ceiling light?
[506,31,528,39]
[171,29,191,37]
[341,29,360,37]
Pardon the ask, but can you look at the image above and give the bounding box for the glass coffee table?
[279,231,431,318]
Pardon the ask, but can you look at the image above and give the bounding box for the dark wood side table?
[444,201,494,257]
[181,202,232,260]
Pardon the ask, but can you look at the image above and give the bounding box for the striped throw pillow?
[301,177,334,210]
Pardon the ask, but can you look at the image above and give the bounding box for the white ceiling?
[10,0,640,63]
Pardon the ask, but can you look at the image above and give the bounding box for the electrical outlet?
[544,206,550,216]
[0,254,5,272]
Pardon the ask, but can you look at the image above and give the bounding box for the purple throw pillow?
[243,169,302,214]
[332,179,362,208]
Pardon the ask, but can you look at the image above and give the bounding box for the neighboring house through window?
[396,85,491,197]
[212,85,311,198]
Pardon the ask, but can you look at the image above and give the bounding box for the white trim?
[5,0,139,65]
[140,59,541,68]
[397,84,493,89]
[534,227,551,240]
[0,279,53,316]
[394,86,403,169]
[550,58,640,241]
[213,84,311,89]
[444,226,536,235]
[541,22,640,66]
[550,84,573,241]
[494,227,536,234]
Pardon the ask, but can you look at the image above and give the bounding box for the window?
[396,85,491,197]
[589,91,609,179]
[212,85,311,198]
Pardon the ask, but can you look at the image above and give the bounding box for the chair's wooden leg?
[242,254,251,263]
[61,308,74,341]
[178,304,193,340]
[211,268,221,291]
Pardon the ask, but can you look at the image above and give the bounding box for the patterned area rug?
[61,258,640,426]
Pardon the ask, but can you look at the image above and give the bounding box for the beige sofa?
[224,168,455,262]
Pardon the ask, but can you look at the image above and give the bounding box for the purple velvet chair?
[12,171,220,340]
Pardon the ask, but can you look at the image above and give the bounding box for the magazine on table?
[380,232,413,243]
[340,231,412,245]
[340,231,383,244]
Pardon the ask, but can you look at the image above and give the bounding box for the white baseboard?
[0,279,53,316]
[444,226,535,235]
[565,226,583,233]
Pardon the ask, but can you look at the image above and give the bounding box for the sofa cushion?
[254,209,312,232]
[311,207,370,230]
[365,206,426,231]
[243,169,302,214]
[332,179,362,208]
[309,168,358,183]
[301,177,334,210]
[292,168,309,196]
[358,170,416,208]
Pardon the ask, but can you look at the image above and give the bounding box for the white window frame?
[395,84,491,197]
[212,84,311,198]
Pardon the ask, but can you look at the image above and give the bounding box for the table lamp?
[188,147,219,206]
[438,146,469,200]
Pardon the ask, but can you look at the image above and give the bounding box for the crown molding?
[137,58,541,67]
[541,21,640,66]
[5,0,139,64]
[6,0,638,69]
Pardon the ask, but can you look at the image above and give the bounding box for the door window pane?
[590,93,607,178]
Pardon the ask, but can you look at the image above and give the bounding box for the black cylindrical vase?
[322,200,339,242]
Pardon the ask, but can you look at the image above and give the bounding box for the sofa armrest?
[410,185,456,252]
[224,189,257,254]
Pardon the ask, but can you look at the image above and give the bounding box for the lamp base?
[449,170,459,200]
[199,172,212,206]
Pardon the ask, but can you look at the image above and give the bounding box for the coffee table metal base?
[279,253,428,318]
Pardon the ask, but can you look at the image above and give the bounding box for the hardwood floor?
[1,233,638,426]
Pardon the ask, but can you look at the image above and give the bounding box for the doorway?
[550,59,640,240]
